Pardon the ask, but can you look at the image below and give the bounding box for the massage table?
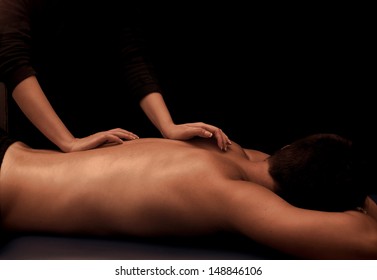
[0,232,294,260]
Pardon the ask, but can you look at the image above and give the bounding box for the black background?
[6,2,355,157]
[132,3,353,154]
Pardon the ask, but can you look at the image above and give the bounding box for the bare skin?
[0,138,376,259]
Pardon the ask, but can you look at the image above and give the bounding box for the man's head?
[268,133,362,212]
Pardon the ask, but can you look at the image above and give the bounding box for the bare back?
[0,138,257,236]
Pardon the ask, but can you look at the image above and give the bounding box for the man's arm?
[226,181,377,259]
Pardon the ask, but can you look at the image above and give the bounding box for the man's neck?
[244,160,277,192]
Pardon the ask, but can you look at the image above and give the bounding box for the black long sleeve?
[0,0,162,100]
[0,0,37,93]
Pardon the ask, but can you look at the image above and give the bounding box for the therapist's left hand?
[161,122,232,151]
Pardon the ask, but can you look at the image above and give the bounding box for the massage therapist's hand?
[62,128,139,152]
[161,122,232,151]
[139,92,231,151]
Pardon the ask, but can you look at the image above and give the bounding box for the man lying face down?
[0,129,376,259]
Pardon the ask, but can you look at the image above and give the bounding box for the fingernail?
[205,131,213,137]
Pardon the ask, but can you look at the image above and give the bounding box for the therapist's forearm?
[12,76,75,150]
[139,92,175,137]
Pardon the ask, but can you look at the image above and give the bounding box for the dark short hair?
[268,133,363,212]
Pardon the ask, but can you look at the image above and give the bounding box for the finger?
[212,129,232,151]
[185,127,212,139]
[189,123,226,139]
[188,122,217,131]
[219,130,232,146]
[193,127,227,151]
[110,131,138,140]
[213,129,227,151]
[107,128,139,140]
[187,124,228,150]
[72,134,122,151]
[186,123,215,136]
[99,134,124,145]
[107,128,139,137]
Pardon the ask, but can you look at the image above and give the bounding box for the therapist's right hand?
[62,128,139,152]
